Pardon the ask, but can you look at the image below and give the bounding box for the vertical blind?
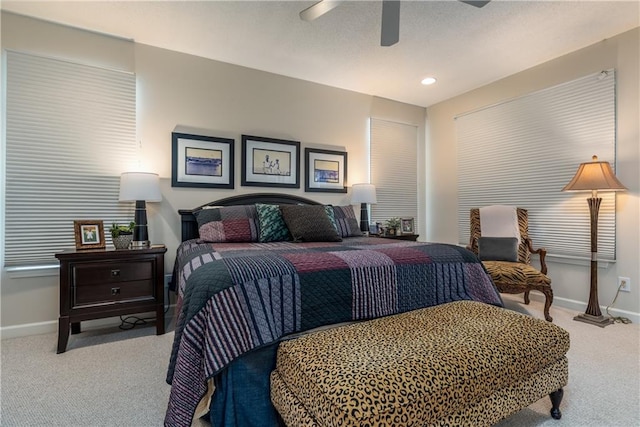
[4,51,137,267]
[370,118,419,230]
[456,69,617,261]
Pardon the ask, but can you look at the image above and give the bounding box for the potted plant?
[385,217,401,236]
[110,221,135,249]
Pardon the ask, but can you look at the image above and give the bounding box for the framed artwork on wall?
[304,148,347,193]
[74,220,105,250]
[241,135,300,188]
[171,132,235,189]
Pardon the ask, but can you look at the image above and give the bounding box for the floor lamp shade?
[562,155,626,327]
[351,183,377,233]
[119,172,162,248]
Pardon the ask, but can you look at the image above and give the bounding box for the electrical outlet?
[618,276,631,293]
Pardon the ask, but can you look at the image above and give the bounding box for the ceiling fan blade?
[458,0,491,8]
[380,0,400,47]
[300,0,342,21]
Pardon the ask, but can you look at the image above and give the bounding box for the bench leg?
[549,388,563,419]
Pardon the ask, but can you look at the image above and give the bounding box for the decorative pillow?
[478,237,519,262]
[256,203,290,243]
[324,205,338,232]
[194,205,259,243]
[331,205,363,237]
[280,205,342,242]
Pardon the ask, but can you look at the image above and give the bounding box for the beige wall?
[0,13,426,335]
[426,28,640,317]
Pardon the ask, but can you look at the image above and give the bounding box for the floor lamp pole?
[573,197,614,327]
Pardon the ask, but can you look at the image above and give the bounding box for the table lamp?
[118,172,162,248]
[351,183,377,234]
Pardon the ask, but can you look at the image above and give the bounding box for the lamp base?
[573,312,614,328]
[130,240,151,249]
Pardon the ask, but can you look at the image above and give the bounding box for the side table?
[55,245,167,353]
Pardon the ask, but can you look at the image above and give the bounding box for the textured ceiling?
[2,0,639,107]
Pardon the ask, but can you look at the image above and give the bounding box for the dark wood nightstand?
[375,234,419,241]
[55,245,167,353]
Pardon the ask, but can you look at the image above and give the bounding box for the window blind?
[4,51,137,267]
[370,118,418,230]
[456,70,617,261]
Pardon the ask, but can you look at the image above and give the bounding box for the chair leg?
[541,288,554,322]
[524,291,530,305]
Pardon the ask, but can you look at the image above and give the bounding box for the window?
[4,51,137,267]
[457,70,617,261]
[370,118,418,230]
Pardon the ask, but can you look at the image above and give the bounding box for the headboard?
[179,193,322,242]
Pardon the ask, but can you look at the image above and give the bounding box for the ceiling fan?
[300,0,491,47]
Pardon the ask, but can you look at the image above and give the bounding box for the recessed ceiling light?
[421,77,437,85]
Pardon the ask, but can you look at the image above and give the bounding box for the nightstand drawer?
[74,261,153,286]
[75,279,154,306]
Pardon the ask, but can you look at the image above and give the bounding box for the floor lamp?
[119,172,162,248]
[562,155,627,327]
[351,183,377,235]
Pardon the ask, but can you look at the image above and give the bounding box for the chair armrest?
[525,238,548,275]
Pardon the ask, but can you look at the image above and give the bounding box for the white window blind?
[4,51,137,267]
[370,118,418,230]
[457,70,617,261]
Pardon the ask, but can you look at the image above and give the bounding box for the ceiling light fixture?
[421,77,437,85]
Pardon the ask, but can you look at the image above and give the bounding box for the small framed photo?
[304,148,347,193]
[172,132,235,189]
[241,135,300,188]
[74,220,105,250]
[400,218,415,235]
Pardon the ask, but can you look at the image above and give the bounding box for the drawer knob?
[111,269,120,277]
[111,287,121,295]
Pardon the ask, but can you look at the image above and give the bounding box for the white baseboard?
[1,307,178,340]
[2,273,176,340]
[3,291,636,339]
[523,293,640,324]
[1,320,58,339]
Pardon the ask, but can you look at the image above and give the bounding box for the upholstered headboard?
[178,193,321,242]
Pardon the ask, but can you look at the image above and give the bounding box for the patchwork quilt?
[164,237,502,426]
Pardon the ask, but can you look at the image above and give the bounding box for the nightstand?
[55,245,167,353]
[375,234,419,241]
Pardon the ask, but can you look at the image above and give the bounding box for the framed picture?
[400,218,415,235]
[241,135,300,188]
[74,220,105,250]
[304,148,347,193]
[172,132,234,189]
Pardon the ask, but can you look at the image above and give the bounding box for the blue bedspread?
[164,237,502,426]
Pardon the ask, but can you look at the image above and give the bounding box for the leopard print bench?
[270,300,569,426]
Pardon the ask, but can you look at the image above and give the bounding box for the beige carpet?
[1,295,638,426]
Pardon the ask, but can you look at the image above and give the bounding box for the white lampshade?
[562,155,627,193]
[351,183,377,204]
[119,172,162,202]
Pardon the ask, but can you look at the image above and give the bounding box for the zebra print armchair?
[468,207,554,322]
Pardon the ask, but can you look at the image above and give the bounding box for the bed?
[164,193,502,427]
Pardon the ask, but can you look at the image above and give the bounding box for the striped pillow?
[331,205,363,237]
[194,205,259,242]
